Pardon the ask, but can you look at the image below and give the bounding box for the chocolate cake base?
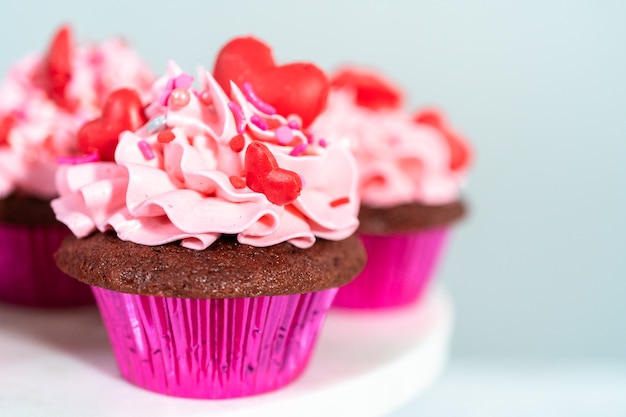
[0,194,59,226]
[358,200,467,235]
[55,232,366,299]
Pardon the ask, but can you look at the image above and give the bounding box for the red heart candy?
[213,36,329,128]
[78,88,147,161]
[414,109,472,172]
[34,25,74,110]
[244,141,302,206]
[0,114,16,147]
[331,67,403,110]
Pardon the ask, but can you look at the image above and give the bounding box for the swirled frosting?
[311,67,472,208]
[0,28,154,199]
[52,63,360,249]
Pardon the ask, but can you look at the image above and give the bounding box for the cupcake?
[311,67,472,309]
[52,37,365,398]
[0,26,154,307]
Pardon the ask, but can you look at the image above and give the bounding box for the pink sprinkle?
[228,101,246,134]
[56,152,100,165]
[174,73,194,89]
[250,114,269,130]
[242,82,276,115]
[290,143,307,156]
[138,140,155,160]
[159,78,176,106]
[275,125,293,145]
[319,138,328,148]
[287,119,300,129]
[307,135,314,144]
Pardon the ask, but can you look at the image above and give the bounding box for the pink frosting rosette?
[0,26,154,199]
[52,62,360,249]
[311,67,472,209]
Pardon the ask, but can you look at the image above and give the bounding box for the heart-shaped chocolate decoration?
[34,25,74,110]
[414,109,471,172]
[331,68,403,111]
[213,37,329,128]
[244,141,302,206]
[78,88,147,161]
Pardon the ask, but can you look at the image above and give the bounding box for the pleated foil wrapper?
[92,287,338,398]
[0,223,94,307]
[332,227,449,309]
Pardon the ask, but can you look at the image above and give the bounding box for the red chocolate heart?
[414,109,472,172]
[213,37,329,128]
[78,88,147,161]
[34,25,74,110]
[244,141,302,206]
[331,67,403,111]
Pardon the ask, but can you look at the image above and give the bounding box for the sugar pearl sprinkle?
[160,73,194,107]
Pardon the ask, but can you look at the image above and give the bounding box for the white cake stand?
[0,288,452,417]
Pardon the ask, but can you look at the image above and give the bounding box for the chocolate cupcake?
[312,67,472,309]
[0,26,153,307]
[52,38,365,398]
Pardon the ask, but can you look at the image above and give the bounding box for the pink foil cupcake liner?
[332,226,449,309]
[92,287,338,398]
[0,223,94,307]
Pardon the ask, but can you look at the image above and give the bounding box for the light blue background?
[1,0,624,363]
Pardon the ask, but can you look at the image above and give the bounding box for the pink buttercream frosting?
[311,70,471,208]
[52,63,360,249]
[0,35,154,199]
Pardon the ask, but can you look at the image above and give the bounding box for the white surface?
[0,290,452,417]
[391,360,626,417]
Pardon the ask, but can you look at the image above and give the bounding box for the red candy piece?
[244,142,302,205]
[414,109,472,172]
[213,37,329,128]
[329,196,350,208]
[78,89,147,161]
[0,115,16,146]
[229,134,245,152]
[331,68,403,111]
[157,129,176,143]
[34,25,74,110]
[229,176,246,189]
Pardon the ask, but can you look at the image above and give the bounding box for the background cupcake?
[312,67,472,309]
[52,37,365,398]
[0,25,154,307]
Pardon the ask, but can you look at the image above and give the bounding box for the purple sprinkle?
[56,152,100,165]
[290,143,307,156]
[319,138,328,148]
[287,119,300,129]
[228,101,246,134]
[299,174,306,188]
[243,82,276,115]
[275,125,294,145]
[174,73,194,89]
[250,115,269,131]
[138,140,155,160]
